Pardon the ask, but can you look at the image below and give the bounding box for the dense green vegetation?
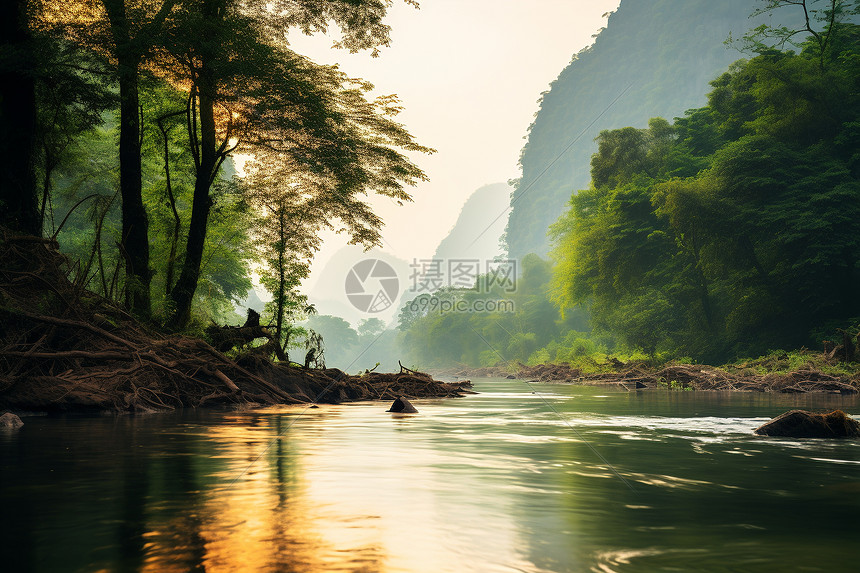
[49,117,254,325]
[399,1,860,368]
[397,254,591,368]
[552,14,860,362]
[4,0,858,371]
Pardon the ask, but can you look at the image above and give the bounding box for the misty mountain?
[505,0,762,259]
[302,245,412,328]
[431,182,511,264]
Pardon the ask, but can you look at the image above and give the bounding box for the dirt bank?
[444,359,859,394]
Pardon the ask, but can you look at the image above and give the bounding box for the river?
[2,379,859,572]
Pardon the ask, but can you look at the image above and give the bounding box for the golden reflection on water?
[138,414,327,573]
[87,388,860,573]
[136,405,534,573]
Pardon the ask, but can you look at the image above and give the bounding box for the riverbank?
[441,354,860,394]
[0,350,474,414]
[0,232,472,414]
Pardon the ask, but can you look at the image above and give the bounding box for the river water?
[2,379,859,572]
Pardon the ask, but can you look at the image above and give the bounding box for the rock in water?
[0,412,24,429]
[387,396,418,413]
[754,410,860,438]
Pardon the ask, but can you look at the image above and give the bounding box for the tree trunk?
[274,206,289,362]
[0,0,40,235]
[157,113,184,296]
[117,53,152,317]
[168,69,218,329]
[104,0,152,317]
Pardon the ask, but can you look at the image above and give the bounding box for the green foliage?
[551,21,860,363]
[430,17,860,368]
[164,0,433,339]
[732,0,860,69]
[48,75,253,325]
[28,0,429,338]
[397,254,591,368]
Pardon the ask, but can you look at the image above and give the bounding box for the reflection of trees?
[1,416,166,571]
[116,429,149,573]
[1,424,38,572]
[137,413,305,572]
[1,411,380,572]
[138,419,209,573]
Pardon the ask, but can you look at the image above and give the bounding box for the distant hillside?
[432,182,510,264]
[506,0,761,259]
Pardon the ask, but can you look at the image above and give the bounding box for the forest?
[398,1,860,369]
[2,0,859,383]
[0,0,431,361]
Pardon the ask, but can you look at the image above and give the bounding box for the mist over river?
[2,380,859,572]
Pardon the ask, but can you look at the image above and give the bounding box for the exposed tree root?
[0,230,471,413]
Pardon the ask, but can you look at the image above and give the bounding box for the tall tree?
[164,0,431,329]
[101,0,178,317]
[42,0,181,314]
[0,0,40,234]
[246,163,320,361]
[163,0,228,329]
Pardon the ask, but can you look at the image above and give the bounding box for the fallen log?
[206,310,274,353]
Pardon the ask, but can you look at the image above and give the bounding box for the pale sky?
[288,0,621,279]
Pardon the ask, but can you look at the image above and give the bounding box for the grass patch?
[726,349,860,377]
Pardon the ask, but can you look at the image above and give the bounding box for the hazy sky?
[289,0,621,276]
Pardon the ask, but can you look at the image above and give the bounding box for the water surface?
[2,380,859,572]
